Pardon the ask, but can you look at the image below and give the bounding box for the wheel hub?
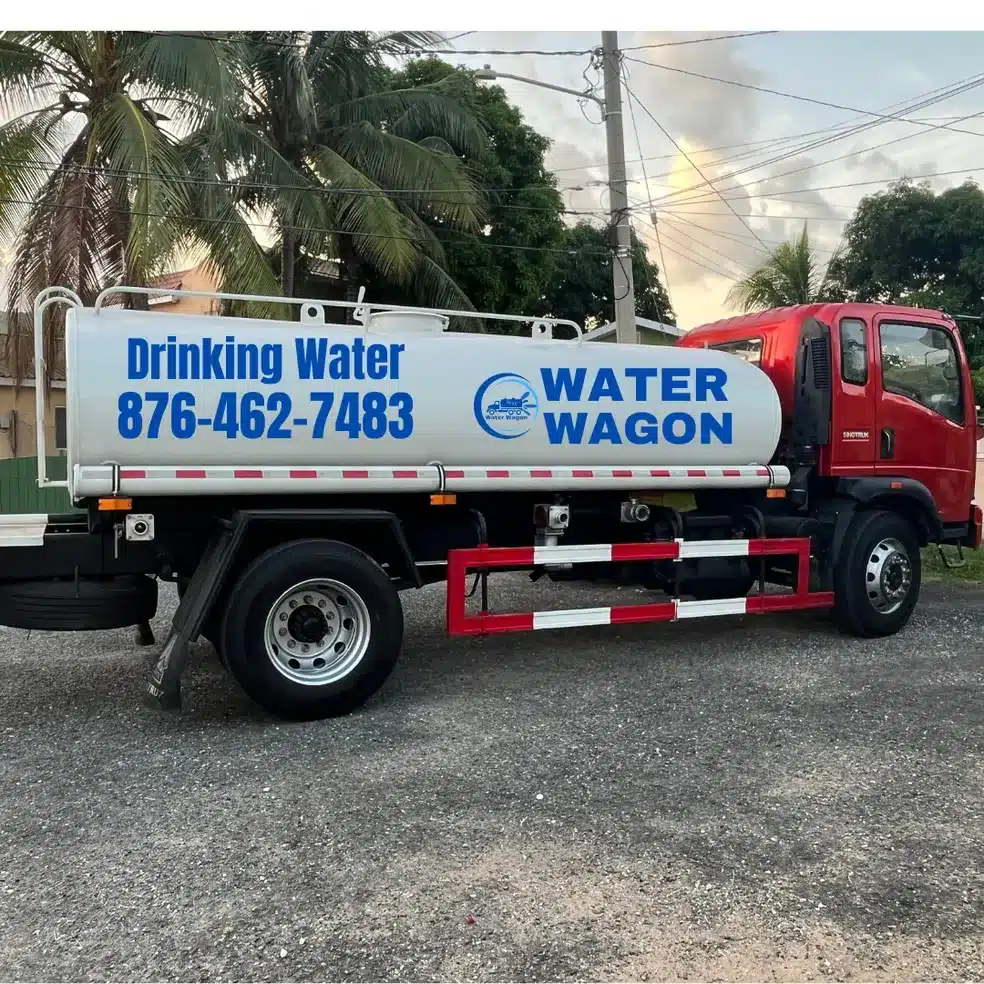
[263,579,371,686]
[865,538,912,615]
[288,605,328,644]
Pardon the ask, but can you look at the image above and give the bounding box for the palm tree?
[0,30,277,320]
[222,32,487,309]
[726,225,836,312]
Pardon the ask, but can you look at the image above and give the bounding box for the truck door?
[874,316,975,522]
[829,312,877,474]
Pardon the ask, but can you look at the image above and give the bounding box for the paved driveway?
[1,578,983,982]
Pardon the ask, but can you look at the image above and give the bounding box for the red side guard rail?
[446,537,835,636]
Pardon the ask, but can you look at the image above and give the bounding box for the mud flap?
[145,517,247,710]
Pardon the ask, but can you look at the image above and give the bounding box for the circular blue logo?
[474,372,540,440]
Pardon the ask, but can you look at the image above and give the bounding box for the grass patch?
[922,545,984,583]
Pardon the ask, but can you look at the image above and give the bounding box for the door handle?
[880,427,895,459]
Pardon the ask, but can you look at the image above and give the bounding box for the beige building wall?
[147,264,221,315]
[0,382,66,461]
[0,264,220,461]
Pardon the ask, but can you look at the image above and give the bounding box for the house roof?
[148,268,194,291]
[582,316,685,341]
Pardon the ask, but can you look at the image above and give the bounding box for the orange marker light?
[430,493,457,506]
[97,497,133,511]
[766,488,787,499]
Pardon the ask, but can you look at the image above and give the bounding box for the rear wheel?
[220,539,403,720]
[834,510,921,637]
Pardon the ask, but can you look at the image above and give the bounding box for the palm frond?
[0,105,69,242]
[727,224,828,312]
[0,35,50,114]
[306,144,416,278]
[90,92,191,282]
[326,121,484,231]
[330,87,486,157]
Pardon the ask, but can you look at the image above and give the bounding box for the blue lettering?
[626,411,660,444]
[700,412,733,444]
[329,343,350,380]
[696,367,727,402]
[661,368,691,402]
[624,367,659,400]
[540,367,586,402]
[588,368,623,402]
[202,338,224,380]
[295,338,328,380]
[544,412,588,444]
[663,412,697,444]
[366,344,388,380]
[127,338,148,379]
[588,413,622,444]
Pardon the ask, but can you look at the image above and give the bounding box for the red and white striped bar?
[445,537,834,636]
[72,462,788,497]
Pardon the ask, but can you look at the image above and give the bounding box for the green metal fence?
[0,456,76,514]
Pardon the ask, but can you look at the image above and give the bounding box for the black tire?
[834,509,921,638]
[0,575,157,631]
[220,539,403,720]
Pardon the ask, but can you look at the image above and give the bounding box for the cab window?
[879,321,963,424]
[839,318,868,385]
[711,337,762,366]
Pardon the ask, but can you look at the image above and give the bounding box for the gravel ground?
[1,577,983,983]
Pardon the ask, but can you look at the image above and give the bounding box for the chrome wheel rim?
[865,537,912,615]
[263,578,371,686]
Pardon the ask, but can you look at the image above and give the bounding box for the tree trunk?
[117,201,149,311]
[339,236,362,325]
[281,227,296,300]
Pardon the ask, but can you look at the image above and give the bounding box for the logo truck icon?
[487,391,532,417]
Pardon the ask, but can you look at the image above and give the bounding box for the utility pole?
[600,31,636,344]
[475,35,636,343]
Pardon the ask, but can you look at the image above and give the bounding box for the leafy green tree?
[369,58,567,317]
[0,31,276,312]
[225,34,486,308]
[825,179,984,367]
[541,221,674,329]
[727,224,834,312]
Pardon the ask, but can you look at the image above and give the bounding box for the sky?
[3,31,984,329]
[439,31,984,328]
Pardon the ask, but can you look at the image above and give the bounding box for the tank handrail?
[32,291,81,489]
[91,285,584,341]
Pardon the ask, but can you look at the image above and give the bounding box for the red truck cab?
[679,303,980,539]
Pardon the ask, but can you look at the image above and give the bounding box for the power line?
[623,54,984,139]
[620,71,770,252]
[0,154,614,216]
[651,235,738,282]
[659,211,838,255]
[638,71,984,209]
[548,114,984,176]
[648,220,746,276]
[623,68,672,311]
[0,194,612,257]
[148,29,778,57]
[620,32,779,51]
[654,163,984,209]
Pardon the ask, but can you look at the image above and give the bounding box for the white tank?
[64,308,783,492]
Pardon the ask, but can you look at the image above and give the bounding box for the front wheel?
[834,510,921,638]
[220,539,403,720]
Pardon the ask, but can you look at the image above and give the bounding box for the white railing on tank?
[33,283,585,490]
[92,285,584,340]
[33,286,83,489]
